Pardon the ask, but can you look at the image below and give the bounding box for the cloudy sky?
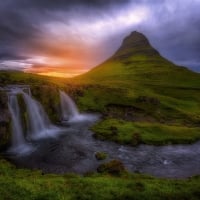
[0,0,199,77]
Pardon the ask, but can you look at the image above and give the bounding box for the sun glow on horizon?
[0,4,151,78]
[36,70,88,78]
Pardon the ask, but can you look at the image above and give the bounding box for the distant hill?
[76,31,200,87]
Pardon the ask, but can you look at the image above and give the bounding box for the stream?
[2,86,200,179]
[6,117,200,179]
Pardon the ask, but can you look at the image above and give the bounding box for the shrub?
[95,152,108,160]
[97,160,126,175]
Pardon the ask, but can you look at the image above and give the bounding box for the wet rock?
[104,104,158,123]
[131,132,142,146]
[0,91,11,149]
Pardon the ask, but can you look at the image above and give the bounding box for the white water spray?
[22,92,59,140]
[7,90,33,155]
[5,85,61,155]
[59,90,98,123]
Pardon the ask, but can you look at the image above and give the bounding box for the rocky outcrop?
[104,103,158,122]
[0,91,11,149]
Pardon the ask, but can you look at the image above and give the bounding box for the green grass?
[92,119,200,145]
[95,152,108,160]
[0,158,200,200]
[0,70,68,87]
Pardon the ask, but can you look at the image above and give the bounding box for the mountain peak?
[112,31,160,60]
[123,31,150,44]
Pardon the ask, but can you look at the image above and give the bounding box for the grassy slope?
[75,55,200,121]
[0,70,67,87]
[0,158,200,200]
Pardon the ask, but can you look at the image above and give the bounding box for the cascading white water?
[22,92,59,140]
[7,91,33,155]
[4,85,62,155]
[8,94,26,148]
[59,90,98,123]
[60,91,79,121]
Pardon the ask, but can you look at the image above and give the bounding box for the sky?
[0,0,200,77]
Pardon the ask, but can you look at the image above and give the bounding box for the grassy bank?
[0,159,200,200]
[92,119,200,145]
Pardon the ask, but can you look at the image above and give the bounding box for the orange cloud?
[23,36,100,77]
[25,63,89,77]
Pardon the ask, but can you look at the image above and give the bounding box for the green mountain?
[75,31,200,116]
[77,31,200,86]
[73,31,200,144]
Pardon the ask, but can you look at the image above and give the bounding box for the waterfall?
[8,94,26,148]
[59,90,98,123]
[7,92,32,155]
[22,92,59,140]
[4,85,63,155]
[60,91,79,121]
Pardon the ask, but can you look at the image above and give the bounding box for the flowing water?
[7,89,33,155]
[4,86,61,155]
[60,91,99,123]
[3,86,200,178]
[22,92,59,140]
[60,90,79,120]
[7,118,200,178]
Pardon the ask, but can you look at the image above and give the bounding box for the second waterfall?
[23,92,59,140]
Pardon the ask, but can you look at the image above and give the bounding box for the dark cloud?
[0,0,130,57]
[0,0,130,11]
[0,0,199,74]
[140,0,200,71]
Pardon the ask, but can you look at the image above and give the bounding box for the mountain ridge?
[75,31,199,85]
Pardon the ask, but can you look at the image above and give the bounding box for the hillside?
[76,31,200,87]
[74,31,200,120]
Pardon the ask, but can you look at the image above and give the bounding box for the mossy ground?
[0,158,200,200]
[92,119,200,145]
